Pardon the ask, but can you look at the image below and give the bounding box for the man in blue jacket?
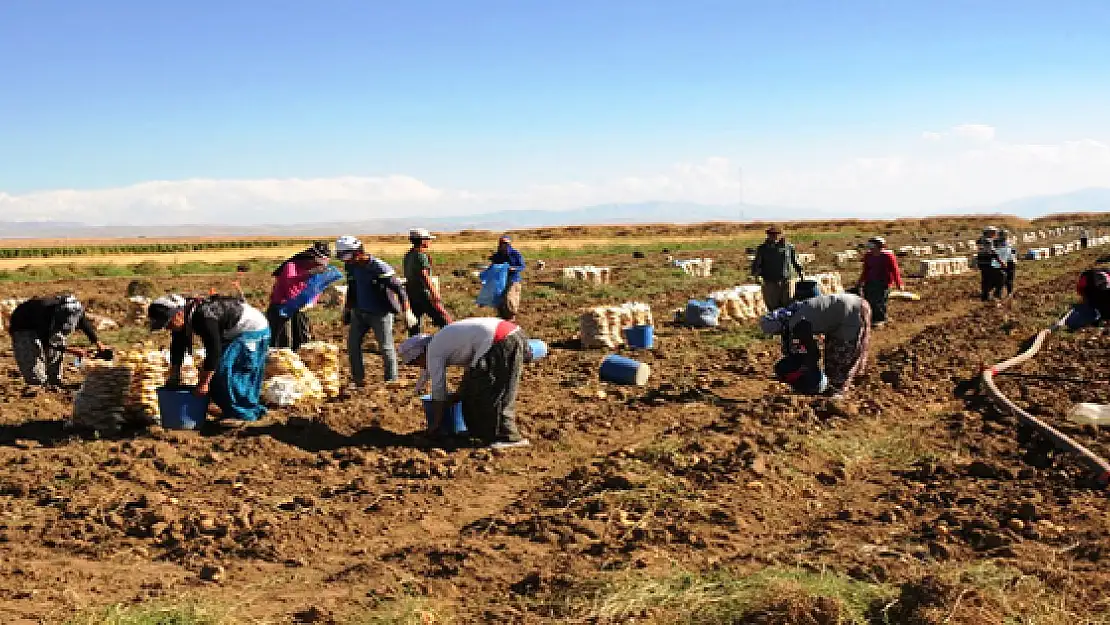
[489,235,525,321]
[336,235,414,386]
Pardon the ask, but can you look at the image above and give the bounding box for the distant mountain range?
[2,189,1108,239]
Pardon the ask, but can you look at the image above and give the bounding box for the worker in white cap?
[398,317,532,449]
[403,228,453,336]
[336,235,416,386]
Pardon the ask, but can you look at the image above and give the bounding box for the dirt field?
[1,220,1109,624]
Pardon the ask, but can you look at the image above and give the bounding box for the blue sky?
[1,0,1109,223]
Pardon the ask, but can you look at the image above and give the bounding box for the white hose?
[980,310,1110,485]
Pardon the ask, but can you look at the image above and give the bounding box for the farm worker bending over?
[760,293,872,399]
[148,294,271,421]
[8,295,108,390]
[975,226,1005,302]
[404,228,453,336]
[995,231,1017,297]
[266,241,332,350]
[751,226,805,311]
[399,317,532,449]
[857,236,904,328]
[489,235,525,321]
[1077,268,1110,324]
[336,235,416,386]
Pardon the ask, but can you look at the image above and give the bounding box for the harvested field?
[0,219,1108,623]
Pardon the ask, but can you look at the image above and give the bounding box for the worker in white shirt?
[995,230,1017,297]
[398,317,532,449]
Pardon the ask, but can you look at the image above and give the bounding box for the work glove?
[341,309,351,326]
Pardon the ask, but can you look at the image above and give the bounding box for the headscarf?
[759,302,802,335]
[273,241,331,276]
[51,294,85,340]
[399,334,433,364]
[148,294,188,330]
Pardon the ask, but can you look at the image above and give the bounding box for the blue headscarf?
[759,302,802,335]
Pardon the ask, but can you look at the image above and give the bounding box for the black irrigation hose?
[981,311,1110,487]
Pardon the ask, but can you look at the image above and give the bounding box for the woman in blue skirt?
[147,294,271,421]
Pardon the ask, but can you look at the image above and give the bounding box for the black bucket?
[794,279,821,301]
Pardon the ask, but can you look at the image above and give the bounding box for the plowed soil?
[0,224,1108,624]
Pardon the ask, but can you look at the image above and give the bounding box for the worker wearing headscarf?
[266,241,332,350]
[148,293,271,421]
[760,293,872,398]
[398,317,532,448]
[8,294,107,389]
[1077,268,1110,323]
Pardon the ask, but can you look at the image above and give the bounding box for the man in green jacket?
[751,225,805,310]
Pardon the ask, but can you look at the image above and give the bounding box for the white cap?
[336,235,363,255]
[409,228,436,240]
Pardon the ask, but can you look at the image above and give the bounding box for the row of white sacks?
[708,273,846,321]
[579,302,654,348]
[673,258,714,277]
[562,265,613,284]
[916,257,972,278]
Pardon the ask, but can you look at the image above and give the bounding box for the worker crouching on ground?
[975,226,1005,301]
[8,295,108,392]
[337,235,416,385]
[266,241,332,350]
[995,230,1017,297]
[1077,268,1110,324]
[399,317,533,449]
[404,228,453,336]
[148,294,271,421]
[489,235,525,321]
[751,226,805,311]
[857,236,904,328]
[760,293,872,399]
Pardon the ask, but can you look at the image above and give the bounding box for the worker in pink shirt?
[266,241,332,349]
[857,236,904,328]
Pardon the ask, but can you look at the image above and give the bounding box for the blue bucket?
[623,325,654,349]
[599,355,651,386]
[156,387,210,430]
[528,339,549,361]
[421,395,468,435]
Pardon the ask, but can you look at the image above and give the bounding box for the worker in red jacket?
[857,236,904,328]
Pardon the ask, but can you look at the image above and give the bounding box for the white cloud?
[922,123,996,142]
[3,125,1109,225]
